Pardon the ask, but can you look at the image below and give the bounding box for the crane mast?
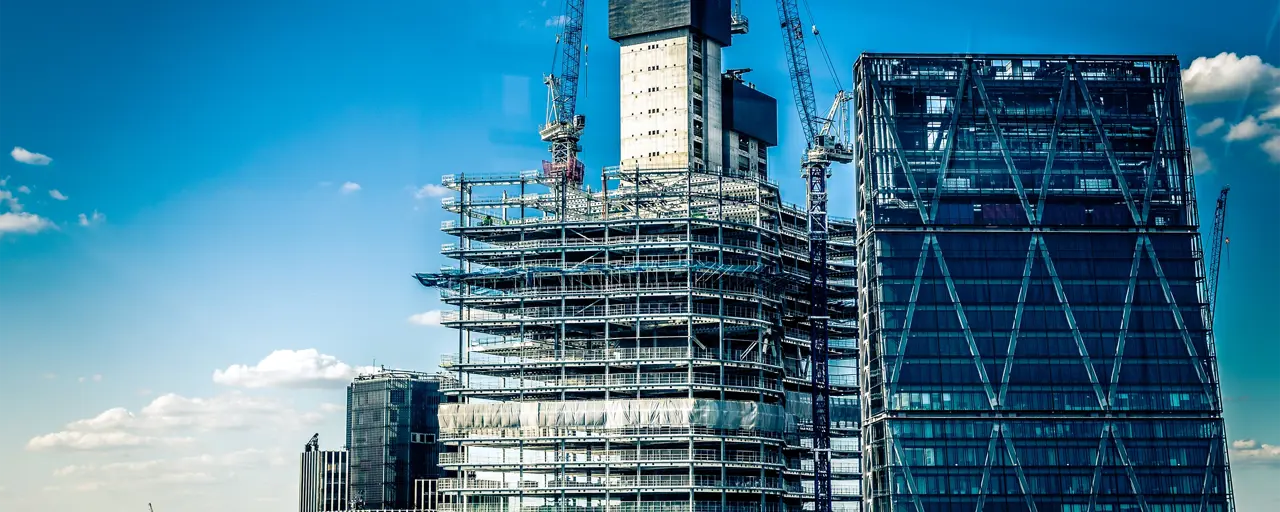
[540,0,587,186]
[1208,185,1230,324]
[774,3,852,512]
[731,0,749,34]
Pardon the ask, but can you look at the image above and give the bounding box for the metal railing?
[441,280,777,301]
[438,474,785,491]
[437,503,784,512]
[443,347,782,367]
[445,373,783,392]
[439,448,783,466]
[442,303,769,323]
[440,425,784,442]
[444,234,772,253]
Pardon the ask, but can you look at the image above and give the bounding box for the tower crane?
[774,2,853,512]
[731,0,749,34]
[1208,185,1230,323]
[539,0,587,186]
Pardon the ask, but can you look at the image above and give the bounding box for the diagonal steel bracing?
[930,237,998,407]
[872,81,929,224]
[973,68,1106,410]
[926,66,970,224]
[973,424,1001,512]
[889,236,931,398]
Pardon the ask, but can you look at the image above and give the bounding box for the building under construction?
[418,2,860,512]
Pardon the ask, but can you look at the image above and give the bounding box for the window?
[389,390,405,404]
[926,95,950,114]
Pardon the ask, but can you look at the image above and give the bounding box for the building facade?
[301,434,350,512]
[854,54,1234,511]
[347,369,450,510]
[419,3,860,512]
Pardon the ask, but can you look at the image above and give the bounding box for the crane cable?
[801,0,843,92]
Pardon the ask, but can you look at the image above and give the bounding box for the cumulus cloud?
[1263,135,1280,163]
[1196,118,1226,136]
[50,448,287,488]
[213,349,375,389]
[1262,103,1280,121]
[414,183,450,199]
[1224,115,1277,141]
[408,310,445,326]
[1182,53,1280,105]
[1191,147,1212,174]
[340,181,361,194]
[49,189,68,201]
[0,190,24,212]
[78,210,105,226]
[26,431,190,451]
[11,146,52,165]
[0,212,53,235]
[17,185,30,194]
[26,391,337,451]
[1230,439,1280,465]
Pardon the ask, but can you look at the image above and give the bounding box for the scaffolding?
[419,164,860,512]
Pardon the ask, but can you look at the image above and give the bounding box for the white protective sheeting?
[439,398,789,433]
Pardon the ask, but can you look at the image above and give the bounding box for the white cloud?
[1230,439,1280,465]
[50,448,287,488]
[1191,146,1212,174]
[414,183,450,199]
[11,146,52,165]
[0,175,7,186]
[26,431,190,451]
[27,391,338,451]
[17,185,30,194]
[0,212,53,235]
[213,349,375,389]
[0,190,23,212]
[408,310,445,326]
[1262,103,1280,121]
[1224,115,1277,141]
[1196,117,1226,136]
[49,189,69,201]
[78,210,105,226]
[546,14,569,27]
[1263,135,1280,163]
[1182,53,1280,105]
[340,181,361,194]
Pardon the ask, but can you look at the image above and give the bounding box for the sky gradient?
[1,0,1278,510]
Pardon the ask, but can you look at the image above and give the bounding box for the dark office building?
[853,54,1234,511]
[347,369,449,510]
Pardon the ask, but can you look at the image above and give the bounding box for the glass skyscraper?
[853,54,1234,512]
[347,369,450,509]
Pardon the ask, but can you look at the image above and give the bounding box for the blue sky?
[0,0,1277,509]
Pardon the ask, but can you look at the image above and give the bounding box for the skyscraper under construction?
[854,54,1235,511]
[418,2,860,512]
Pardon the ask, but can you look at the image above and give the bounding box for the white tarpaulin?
[439,398,788,433]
